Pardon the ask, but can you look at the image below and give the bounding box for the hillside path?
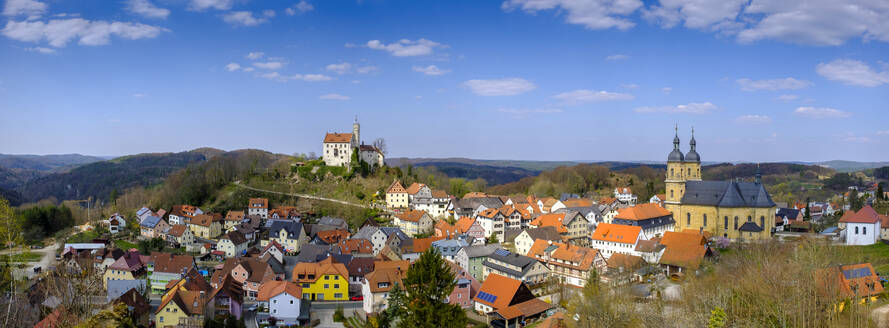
[233,180,375,210]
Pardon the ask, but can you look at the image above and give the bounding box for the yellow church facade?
[663,128,775,240]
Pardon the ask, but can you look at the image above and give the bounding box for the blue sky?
[1,0,888,162]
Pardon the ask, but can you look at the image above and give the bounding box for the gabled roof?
[528,213,568,233]
[615,203,672,221]
[292,256,349,283]
[364,263,406,293]
[738,221,764,232]
[405,183,427,195]
[209,274,244,304]
[140,216,164,228]
[527,240,600,271]
[403,236,444,254]
[485,249,539,275]
[324,133,352,143]
[167,224,189,237]
[521,226,563,242]
[387,180,407,194]
[221,230,248,245]
[561,198,593,208]
[817,263,884,298]
[840,205,881,224]
[338,239,373,254]
[659,230,710,270]
[346,257,375,277]
[435,220,458,237]
[461,244,499,258]
[269,221,305,239]
[256,280,301,301]
[149,252,194,274]
[615,187,633,194]
[591,223,641,244]
[606,253,644,270]
[191,214,216,227]
[225,211,245,222]
[396,210,429,223]
[682,180,776,208]
[473,273,524,309]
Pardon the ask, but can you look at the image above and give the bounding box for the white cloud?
[876,130,889,136]
[222,11,269,26]
[242,67,254,72]
[263,10,275,18]
[775,94,799,102]
[737,0,889,46]
[841,132,871,143]
[502,0,642,30]
[25,46,54,54]
[506,0,889,46]
[463,78,536,96]
[319,93,350,100]
[326,62,352,75]
[132,93,146,98]
[260,72,332,82]
[621,83,639,89]
[793,106,851,119]
[634,102,718,114]
[3,0,46,18]
[662,87,672,94]
[498,107,563,119]
[286,1,314,15]
[734,114,771,124]
[366,38,446,57]
[412,65,450,76]
[553,89,634,104]
[126,0,170,19]
[189,0,233,11]
[225,62,241,71]
[246,52,264,60]
[736,77,811,91]
[815,59,889,87]
[642,0,746,30]
[252,61,285,70]
[2,19,168,47]
[605,54,629,60]
[356,66,378,74]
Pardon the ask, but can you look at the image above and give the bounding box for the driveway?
[872,303,889,328]
[12,242,60,280]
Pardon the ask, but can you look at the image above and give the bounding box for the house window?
[686,213,691,226]
[864,227,867,234]
[734,216,738,230]
[855,226,859,234]
[703,214,707,227]
[335,293,343,298]
[324,284,329,289]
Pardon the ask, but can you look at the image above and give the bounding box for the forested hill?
[702,162,835,181]
[16,149,225,204]
[0,153,106,172]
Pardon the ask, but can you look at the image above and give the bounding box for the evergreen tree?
[385,248,466,328]
[804,197,811,220]
[878,183,885,200]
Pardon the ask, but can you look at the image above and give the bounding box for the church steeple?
[667,124,684,162]
[685,126,700,163]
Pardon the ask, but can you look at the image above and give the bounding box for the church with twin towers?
[664,126,776,240]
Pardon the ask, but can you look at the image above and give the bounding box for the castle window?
[687,213,691,226]
[734,216,738,230]
[670,190,674,198]
[747,216,752,222]
[703,214,707,227]
[724,216,728,230]
[670,168,674,178]
[688,168,691,175]
[760,216,765,229]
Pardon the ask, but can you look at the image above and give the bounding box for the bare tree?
[372,138,388,156]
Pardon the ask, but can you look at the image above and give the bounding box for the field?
[114,239,138,250]
[0,252,42,263]
[851,242,889,274]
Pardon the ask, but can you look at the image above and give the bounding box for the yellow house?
[386,181,409,209]
[393,210,433,236]
[103,250,147,289]
[261,221,307,254]
[155,269,213,328]
[292,257,349,301]
[663,127,775,240]
[189,213,222,239]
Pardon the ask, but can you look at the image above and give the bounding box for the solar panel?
[843,267,872,279]
[494,249,511,257]
[477,291,497,303]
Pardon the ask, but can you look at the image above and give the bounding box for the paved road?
[233,181,379,210]
[311,301,363,310]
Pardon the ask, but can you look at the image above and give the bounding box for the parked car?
[247,304,257,312]
[350,295,363,301]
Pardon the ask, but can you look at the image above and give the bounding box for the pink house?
[446,261,480,309]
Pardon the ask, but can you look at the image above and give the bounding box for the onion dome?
[668,125,684,162]
[685,127,700,162]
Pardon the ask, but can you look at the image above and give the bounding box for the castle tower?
[665,125,686,212]
[684,127,702,181]
[352,115,360,148]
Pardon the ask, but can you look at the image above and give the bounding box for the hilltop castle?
[322,118,384,168]
[663,127,776,240]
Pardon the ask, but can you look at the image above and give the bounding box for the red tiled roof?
[396,210,428,223]
[839,205,880,224]
[615,203,672,221]
[324,133,352,143]
[474,273,523,309]
[591,223,641,244]
[529,213,568,233]
[256,280,302,301]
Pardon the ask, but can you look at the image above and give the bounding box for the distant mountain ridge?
[0,153,106,172]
